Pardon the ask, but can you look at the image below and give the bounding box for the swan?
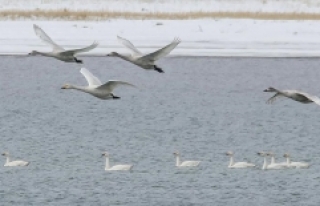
[283,153,310,168]
[263,87,320,105]
[107,36,181,73]
[101,152,133,171]
[2,152,29,166]
[173,152,200,167]
[267,152,290,167]
[257,152,287,170]
[226,151,255,168]
[29,24,98,63]
[61,67,135,100]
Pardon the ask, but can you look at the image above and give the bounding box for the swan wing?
[117,36,142,56]
[96,81,135,92]
[110,164,133,170]
[297,92,320,106]
[33,24,65,52]
[80,68,102,86]
[180,161,200,167]
[60,41,98,56]
[140,37,181,62]
[266,93,284,104]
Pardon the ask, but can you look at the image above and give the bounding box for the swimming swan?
[2,152,29,166]
[107,36,181,73]
[264,87,320,105]
[257,152,286,170]
[61,67,135,100]
[283,153,310,168]
[101,152,133,171]
[267,152,290,167]
[173,152,200,167]
[226,151,255,168]
[29,24,98,63]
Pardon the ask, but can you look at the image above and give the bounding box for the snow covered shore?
[1,19,320,57]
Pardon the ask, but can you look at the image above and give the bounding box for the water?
[0,56,320,205]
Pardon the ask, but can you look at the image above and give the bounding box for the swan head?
[257,151,267,156]
[283,153,290,158]
[2,152,9,157]
[107,52,120,57]
[173,152,180,156]
[101,152,109,157]
[226,151,234,156]
[263,87,277,92]
[61,84,72,89]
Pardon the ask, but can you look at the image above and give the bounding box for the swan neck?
[69,85,88,92]
[229,156,234,166]
[105,156,110,170]
[286,157,291,164]
[262,156,268,170]
[5,156,10,164]
[175,155,180,166]
[34,51,54,57]
[117,53,133,62]
[271,156,275,164]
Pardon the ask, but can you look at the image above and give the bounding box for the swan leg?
[154,65,164,73]
[74,57,83,64]
[112,95,121,99]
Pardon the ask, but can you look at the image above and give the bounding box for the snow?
[1,19,320,57]
[0,0,319,13]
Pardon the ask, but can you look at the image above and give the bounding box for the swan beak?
[263,89,268,92]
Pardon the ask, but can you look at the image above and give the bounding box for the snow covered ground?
[1,19,320,57]
[0,0,319,13]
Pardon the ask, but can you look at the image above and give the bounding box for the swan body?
[2,152,29,167]
[173,152,200,167]
[283,153,310,169]
[226,151,255,168]
[61,67,135,100]
[30,24,98,63]
[107,36,181,73]
[264,87,320,105]
[257,152,287,170]
[102,152,133,171]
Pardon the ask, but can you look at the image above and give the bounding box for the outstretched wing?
[298,92,320,106]
[266,93,283,104]
[96,81,135,92]
[60,41,99,56]
[117,36,143,57]
[33,24,65,52]
[140,37,181,62]
[80,68,102,86]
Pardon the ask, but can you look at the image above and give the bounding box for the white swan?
[107,36,181,73]
[173,152,200,167]
[257,152,287,170]
[61,67,135,100]
[2,152,29,167]
[226,151,255,168]
[264,87,320,105]
[29,24,98,63]
[283,153,310,168]
[101,152,133,171]
[267,152,290,167]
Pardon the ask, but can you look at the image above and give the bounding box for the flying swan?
[107,36,181,73]
[226,151,255,168]
[264,87,320,105]
[101,152,133,171]
[2,152,29,167]
[283,153,310,168]
[173,152,200,167]
[61,67,135,100]
[29,24,98,63]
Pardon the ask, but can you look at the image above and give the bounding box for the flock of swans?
[2,24,314,170]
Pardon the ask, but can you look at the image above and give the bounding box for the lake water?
[0,56,320,205]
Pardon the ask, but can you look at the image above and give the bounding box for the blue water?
[0,56,320,205]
